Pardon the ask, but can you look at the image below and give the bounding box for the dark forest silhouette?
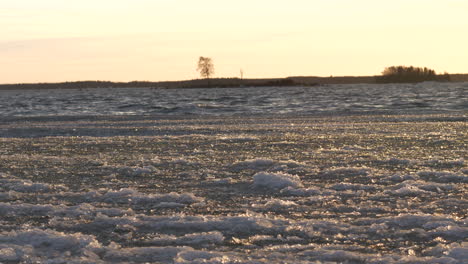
[1,69,467,90]
[376,66,451,83]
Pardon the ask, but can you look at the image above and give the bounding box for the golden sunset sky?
[1,0,467,83]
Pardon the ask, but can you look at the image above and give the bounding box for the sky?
[1,0,467,83]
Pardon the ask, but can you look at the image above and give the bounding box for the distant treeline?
[0,78,307,90]
[180,78,301,88]
[0,81,157,90]
[1,72,468,90]
[376,66,451,83]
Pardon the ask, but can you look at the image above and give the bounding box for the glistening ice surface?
[0,84,467,263]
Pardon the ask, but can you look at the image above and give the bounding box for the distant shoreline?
[1,74,468,90]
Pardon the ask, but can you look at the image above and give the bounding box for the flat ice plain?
[0,83,467,263]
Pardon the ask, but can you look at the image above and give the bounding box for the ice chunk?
[146,231,224,246]
[388,180,455,196]
[320,167,369,178]
[104,246,191,263]
[0,202,133,218]
[168,157,198,165]
[174,250,227,263]
[206,177,234,184]
[0,174,68,193]
[253,172,303,190]
[0,202,57,217]
[0,247,20,262]
[68,213,286,238]
[330,183,376,191]
[418,171,468,183]
[424,159,464,168]
[120,165,158,176]
[386,174,420,182]
[301,249,366,262]
[216,134,258,141]
[445,246,468,262]
[0,229,102,262]
[280,186,322,196]
[96,188,203,207]
[389,183,431,196]
[386,158,412,165]
[252,198,298,211]
[57,203,134,218]
[382,214,458,229]
[431,225,468,240]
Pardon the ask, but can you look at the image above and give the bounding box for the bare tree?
[197,57,214,79]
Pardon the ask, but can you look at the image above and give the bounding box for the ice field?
[0,83,467,263]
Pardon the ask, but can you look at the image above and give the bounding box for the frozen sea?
[0,83,467,263]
